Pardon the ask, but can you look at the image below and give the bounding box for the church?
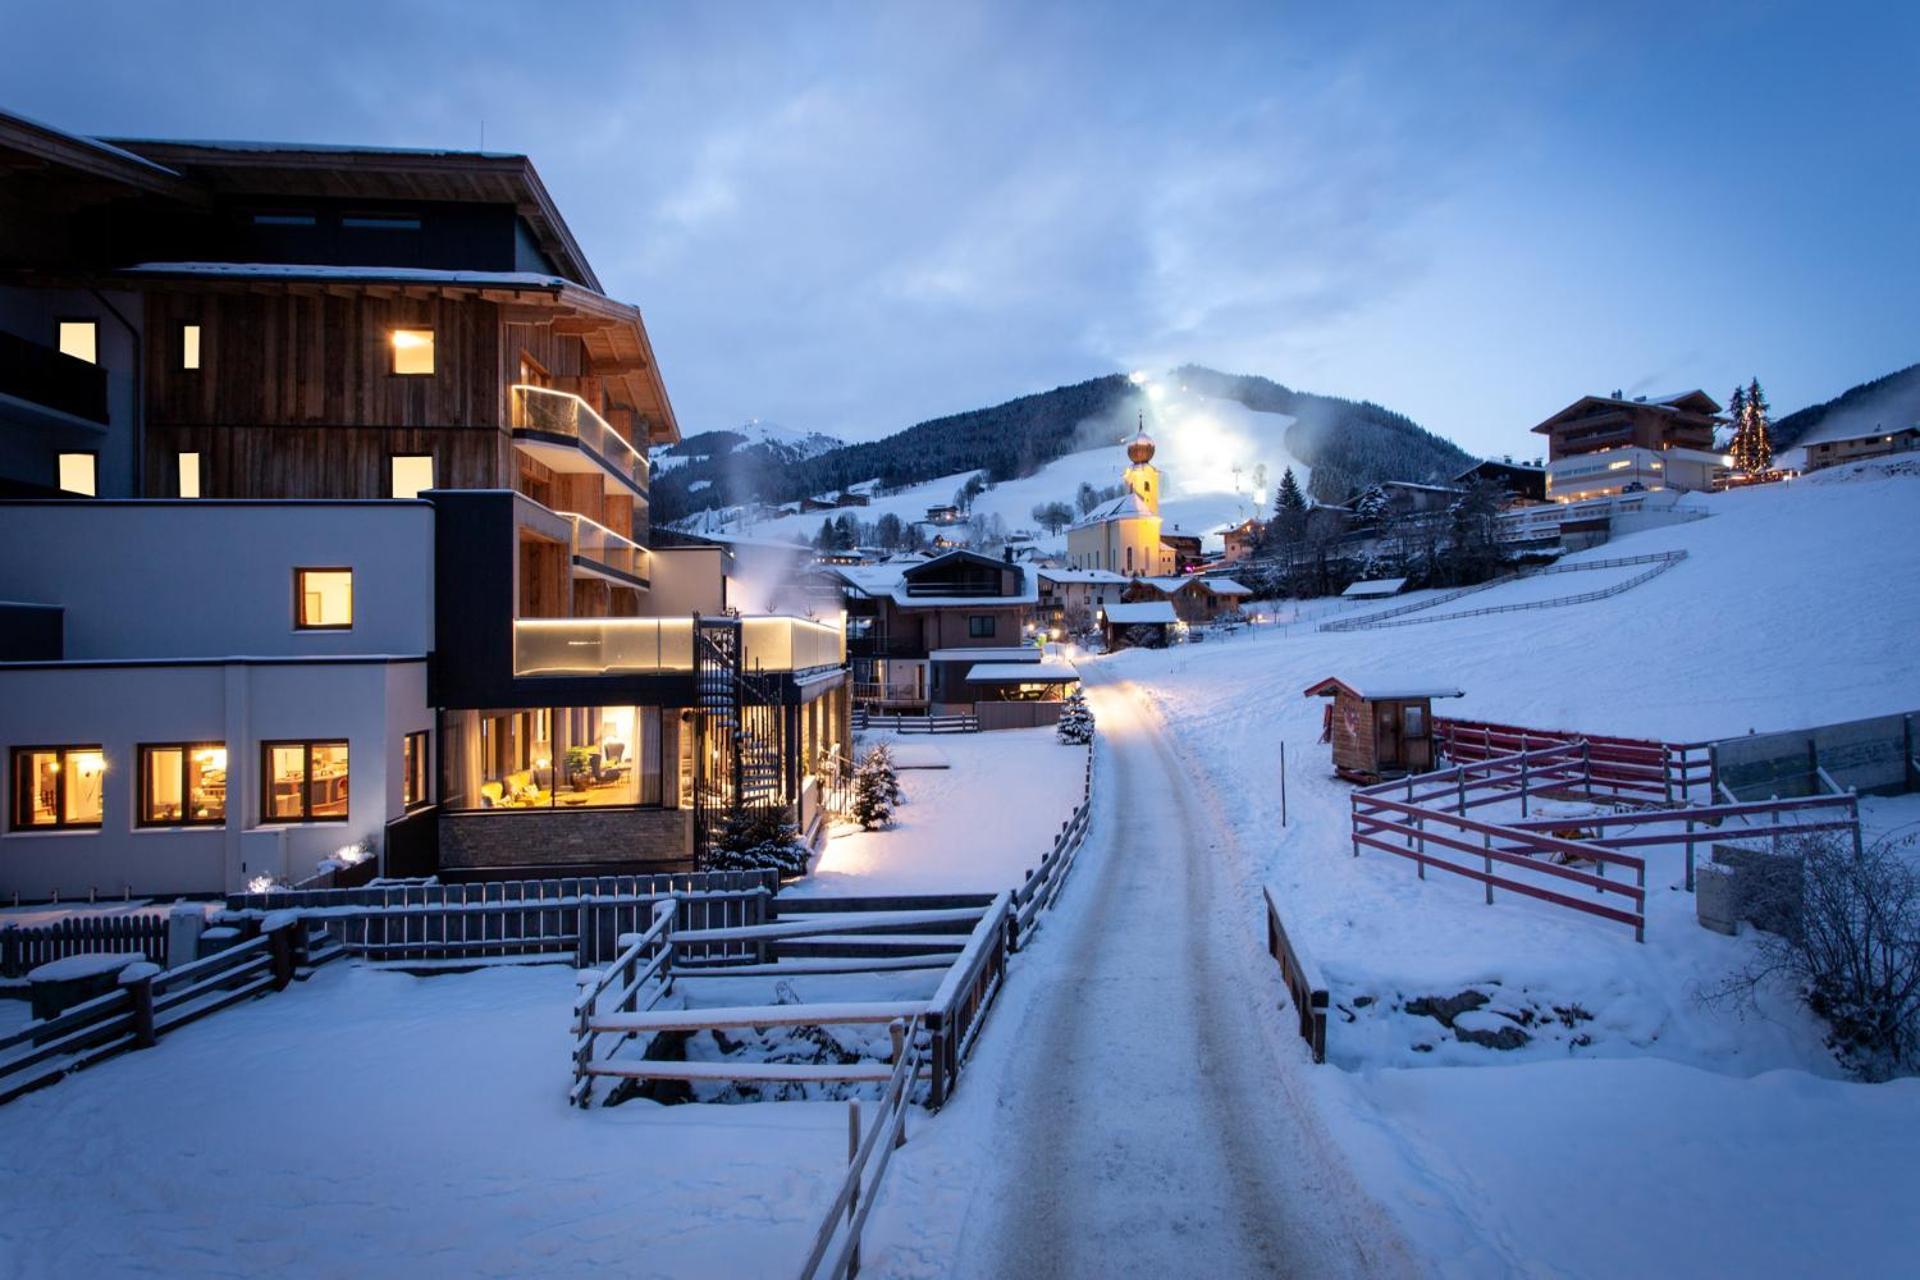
[1066,419,1178,577]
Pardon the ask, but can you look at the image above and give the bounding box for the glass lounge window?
[262,741,349,822]
[391,454,434,499]
[58,453,97,496]
[252,211,316,226]
[11,746,106,830]
[390,328,434,376]
[968,615,997,638]
[57,319,98,364]
[178,452,202,499]
[295,568,353,630]
[139,744,227,826]
[181,323,202,370]
[344,214,421,230]
[403,730,430,809]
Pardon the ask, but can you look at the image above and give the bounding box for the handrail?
[510,383,650,489]
[798,1016,925,1280]
[572,899,676,1107]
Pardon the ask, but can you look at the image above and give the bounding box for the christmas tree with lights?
[1728,377,1774,474]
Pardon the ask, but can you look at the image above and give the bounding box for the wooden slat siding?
[1,915,169,979]
[1263,886,1328,1063]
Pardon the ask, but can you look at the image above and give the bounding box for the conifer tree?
[1056,687,1095,745]
[1725,384,1747,454]
[1741,377,1773,473]
[851,746,898,830]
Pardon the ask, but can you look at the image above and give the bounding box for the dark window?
[343,214,422,230]
[10,746,105,830]
[138,743,228,826]
[252,212,316,226]
[262,741,350,823]
[403,730,430,809]
[968,615,997,638]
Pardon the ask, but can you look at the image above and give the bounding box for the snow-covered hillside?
[654,418,844,474]
[685,378,1313,550]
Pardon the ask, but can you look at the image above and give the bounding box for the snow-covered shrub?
[1714,831,1920,1081]
[1056,688,1094,745]
[851,747,898,830]
[702,807,809,877]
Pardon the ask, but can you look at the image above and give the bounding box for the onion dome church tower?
[1122,414,1160,515]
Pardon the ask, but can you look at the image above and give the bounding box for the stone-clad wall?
[438,807,693,869]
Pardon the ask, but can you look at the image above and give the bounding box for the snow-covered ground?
[0,963,873,1278]
[1042,460,1920,1272]
[792,728,1086,899]
[686,378,1308,554]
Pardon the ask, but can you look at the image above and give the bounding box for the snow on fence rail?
[1319,551,1686,632]
[1263,886,1328,1063]
[1,912,170,978]
[851,709,980,734]
[0,915,323,1105]
[1435,716,1715,804]
[1349,739,1863,939]
[1010,748,1094,949]
[798,1016,926,1280]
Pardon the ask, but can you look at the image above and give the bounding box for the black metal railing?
[0,329,109,424]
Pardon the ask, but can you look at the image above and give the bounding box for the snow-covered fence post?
[846,1100,862,1278]
[122,966,157,1050]
[1662,743,1674,806]
[1520,749,1531,818]
[888,1020,908,1150]
[1407,775,1424,880]
[1685,816,1697,892]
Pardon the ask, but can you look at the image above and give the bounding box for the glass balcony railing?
[510,384,649,493]
[513,615,844,677]
[567,512,651,586]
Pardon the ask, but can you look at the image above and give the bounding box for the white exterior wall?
[0,501,434,659]
[0,659,429,899]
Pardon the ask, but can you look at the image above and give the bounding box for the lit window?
[295,568,354,630]
[58,453,96,496]
[57,320,98,364]
[403,730,430,809]
[390,328,434,376]
[391,454,435,499]
[178,452,202,498]
[181,324,202,370]
[11,746,106,830]
[262,740,349,822]
[138,744,227,826]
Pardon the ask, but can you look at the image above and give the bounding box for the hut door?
[1375,703,1403,770]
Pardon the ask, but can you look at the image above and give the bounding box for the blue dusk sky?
[6,1,1915,457]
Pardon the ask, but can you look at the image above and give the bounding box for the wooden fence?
[1349,740,1863,939]
[1263,886,1328,1063]
[1,913,171,978]
[0,916,320,1105]
[1010,749,1095,950]
[798,1018,925,1280]
[1436,715,1715,804]
[851,710,979,734]
[1320,551,1686,633]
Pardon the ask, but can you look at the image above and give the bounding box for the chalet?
[1797,422,1920,472]
[1121,575,1250,625]
[1454,458,1546,505]
[1531,390,1728,502]
[924,504,962,524]
[1099,600,1178,650]
[1218,517,1264,563]
[1035,566,1129,633]
[833,548,1038,714]
[1066,421,1176,576]
[1159,529,1204,573]
[1303,677,1462,783]
[0,107,846,900]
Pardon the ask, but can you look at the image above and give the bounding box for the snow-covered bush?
[1056,688,1094,745]
[1713,830,1920,1081]
[851,746,899,830]
[702,807,809,877]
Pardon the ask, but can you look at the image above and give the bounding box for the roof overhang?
[1303,677,1464,701]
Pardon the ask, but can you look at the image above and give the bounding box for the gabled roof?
[1794,418,1920,449]
[1342,578,1408,598]
[1303,677,1464,701]
[1071,492,1153,528]
[1531,389,1722,434]
[0,108,203,203]
[902,548,1013,578]
[1036,567,1130,585]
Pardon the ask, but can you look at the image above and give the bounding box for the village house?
[1797,421,1920,471]
[1454,458,1547,505]
[1035,565,1130,634]
[1121,575,1252,625]
[1218,517,1264,563]
[0,108,847,900]
[1531,390,1729,502]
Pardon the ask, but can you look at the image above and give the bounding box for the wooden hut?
[1304,677,1463,783]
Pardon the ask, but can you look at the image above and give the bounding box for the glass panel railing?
[511,384,649,492]
[567,512,651,584]
[512,615,842,677]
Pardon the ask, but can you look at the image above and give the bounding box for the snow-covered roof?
[1071,492,1153,528]
[931,647,1040,663]
[1101,601,1178,625]
[827,560,1038,608]
[1342,578,1409,598]
[1205,578,1252,595]
[1303,677,1464,702]
[1036,567,1129,585]
[964,662,1081,684]
[1793,418,1920,449]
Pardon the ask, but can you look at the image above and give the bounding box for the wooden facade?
[1305,677,1462,783]
[1531,391,1720,461]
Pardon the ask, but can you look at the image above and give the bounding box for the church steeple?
[1122,413,1159,514]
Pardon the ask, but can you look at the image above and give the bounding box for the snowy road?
[945,672,1411,1280]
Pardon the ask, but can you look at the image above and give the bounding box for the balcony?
[511,384,650,498]
[512,614,844,677]
[566,512,651,589]
[0,329,109,426]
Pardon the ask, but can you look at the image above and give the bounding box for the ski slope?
[684,381,1312,553]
